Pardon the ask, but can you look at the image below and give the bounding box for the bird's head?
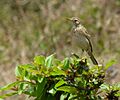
[67,17,80,26]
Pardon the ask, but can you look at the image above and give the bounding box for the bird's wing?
[81,26,93,52]
[81,26,91,37]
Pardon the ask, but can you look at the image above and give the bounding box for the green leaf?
[0,81,33,92]
[48,88,56,95]
[112,83,120,90]
[105,60,116,70]
[18,83,28,95]
[55,80,66,88]
[45,54,55,68]
[60,93,69,100]
[115,92,120,97]
[57,86,77,94]
[20,64,35,70]
[0,92,18,99]
[23,84,36,96]
[0,81,20,92]
[34,55,45,65]
[50,67,66,76]
[15,65,23,77]
[25,69,40,75]
[100,83,110,91]
[62,58,70,70]
[35,78,47,98]
[92,79,98,84]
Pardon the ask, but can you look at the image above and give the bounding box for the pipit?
[68,17,98,65]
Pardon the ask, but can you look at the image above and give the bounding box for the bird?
[68,17,98,65]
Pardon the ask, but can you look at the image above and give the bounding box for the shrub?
[0,54,120,100]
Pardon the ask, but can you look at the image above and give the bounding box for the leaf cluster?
[0,54,120,100]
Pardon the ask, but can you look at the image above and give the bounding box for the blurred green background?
[0,0,120,99]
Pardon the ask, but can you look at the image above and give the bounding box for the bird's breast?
[72,31,90,51]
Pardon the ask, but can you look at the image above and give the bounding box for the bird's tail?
[88,52,98,65]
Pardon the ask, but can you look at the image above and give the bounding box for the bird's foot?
[71,53,79,58]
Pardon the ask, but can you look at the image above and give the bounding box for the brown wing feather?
[81,26,93,52]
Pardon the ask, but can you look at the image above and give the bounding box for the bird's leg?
[71,53,79,58]
[81,49,85,57]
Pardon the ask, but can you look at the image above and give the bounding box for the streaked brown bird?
[68,17,98,65]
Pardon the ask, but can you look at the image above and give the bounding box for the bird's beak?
[66,18,72,21]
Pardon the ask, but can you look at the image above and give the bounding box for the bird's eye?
[74,19,78,22]
[74,19,77,22]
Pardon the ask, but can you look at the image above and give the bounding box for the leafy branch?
[0,54,119,100]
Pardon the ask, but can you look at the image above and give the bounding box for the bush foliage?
[0,54,120,100]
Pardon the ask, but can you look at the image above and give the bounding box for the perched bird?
[68,17,98,65]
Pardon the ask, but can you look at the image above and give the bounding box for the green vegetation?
[0,54,120,99]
